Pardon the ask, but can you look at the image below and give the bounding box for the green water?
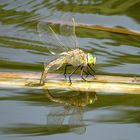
[0,0,140,140]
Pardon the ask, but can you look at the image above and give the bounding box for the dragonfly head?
[87,53,96,65]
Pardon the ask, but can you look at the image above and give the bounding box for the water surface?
[0,0,140,140]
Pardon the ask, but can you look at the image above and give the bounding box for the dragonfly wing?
[59,15,79,50]
[44,55,65,72]
[47,106,69,125]
[69,107,86,135]
[37,20,67,55]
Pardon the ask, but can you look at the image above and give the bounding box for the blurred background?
[0,0,140,140]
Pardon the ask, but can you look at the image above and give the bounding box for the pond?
[0,0,140,140]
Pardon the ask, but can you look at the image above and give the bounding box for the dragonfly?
[38,16,96,85]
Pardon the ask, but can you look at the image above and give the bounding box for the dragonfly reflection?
[45,89,97,134]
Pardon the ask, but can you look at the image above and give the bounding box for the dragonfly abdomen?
[40,56,66,84]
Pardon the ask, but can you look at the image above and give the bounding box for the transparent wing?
[37,15,79,55]
[47,106,70,125]
[69,107,86,135]
[59,15,79,50]
[44,55,66,72]
[37,20,68,55]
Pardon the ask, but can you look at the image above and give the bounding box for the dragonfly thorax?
[63,49,87,66]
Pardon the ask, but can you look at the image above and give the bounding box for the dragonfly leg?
[88,64,96,74]
[69,65,81,86]
[64,64,72,79]
[86,66,94,77]
[83,70,90,78]
[87,64,96,78]
[81,66,86,81]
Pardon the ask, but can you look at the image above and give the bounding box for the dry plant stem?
[0,72,140,94]
[48,20,140,37]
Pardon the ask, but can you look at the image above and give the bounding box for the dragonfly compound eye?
[87,53,96,65]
